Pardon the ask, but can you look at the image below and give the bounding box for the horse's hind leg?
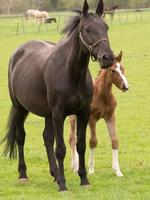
[88,117,97,174]
[105,114,123,177]
[43,116,58,182]
[68,115,78,172]
[15,107,29,182]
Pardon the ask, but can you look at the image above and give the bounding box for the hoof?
[112,167,124,177]
[59,189,68,193]
[88,168,95,175]
[80,178,90,186]
[116,171,124,177]
[18,178,29,184]
[81,184,90,188]
[59,186,68,192]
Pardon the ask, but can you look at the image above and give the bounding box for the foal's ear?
[82,0,89,16]
[116,51,123,62]
[95,0,104,16]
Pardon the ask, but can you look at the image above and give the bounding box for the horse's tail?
[0,106,18,158]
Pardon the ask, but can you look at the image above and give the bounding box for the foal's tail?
[0,106,18,158]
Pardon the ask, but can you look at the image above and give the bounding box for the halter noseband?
[79,32,107,62]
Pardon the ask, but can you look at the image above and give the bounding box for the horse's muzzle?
[97,53,115,69]
[98,59,114,69]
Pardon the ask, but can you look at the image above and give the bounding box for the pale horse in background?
[25,9,49,23]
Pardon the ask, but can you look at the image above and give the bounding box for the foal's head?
[109,51,129,92]
[79,0,115,68]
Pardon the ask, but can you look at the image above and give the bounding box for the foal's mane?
[95,70,102,80]
[62,10,82,36]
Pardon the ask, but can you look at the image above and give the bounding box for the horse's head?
[79,0,115,68]
[109,51,129,92]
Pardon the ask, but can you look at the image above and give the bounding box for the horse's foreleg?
[88,117,97,174]
[105,114,123,177]
[68,115,78,172]
[52,107,67,192]
[43,116,58,182]
[77,108,89,186]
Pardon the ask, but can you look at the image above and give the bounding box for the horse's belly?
[16,88,49,116]
[12,75,49,117]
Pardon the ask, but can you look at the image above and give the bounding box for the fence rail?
[0,9,150,38]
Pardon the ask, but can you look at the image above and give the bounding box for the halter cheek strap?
[79,32,107,62]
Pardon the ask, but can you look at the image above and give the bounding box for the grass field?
[0,11,150,200]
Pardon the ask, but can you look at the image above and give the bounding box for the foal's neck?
[96,70,113,100]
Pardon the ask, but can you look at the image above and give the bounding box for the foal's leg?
[52,107,67,192]
[68,115,78,172]
[88,117,97,174]
[43,116,58,182]
[15,108,29,182]
[105,114,123,177]
[76,108,89,186]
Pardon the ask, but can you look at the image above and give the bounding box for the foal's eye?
[112,69,115,73]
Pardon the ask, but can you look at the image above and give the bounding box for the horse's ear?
[82,0,89,16]
[95,0,104,16]
[116,51,123,62]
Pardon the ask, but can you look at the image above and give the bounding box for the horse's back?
[9,40,54,80]
[9,40,55,116]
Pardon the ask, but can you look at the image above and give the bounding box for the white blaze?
[116,63,129,89]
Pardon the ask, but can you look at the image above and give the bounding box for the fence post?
[118,11,121,23]
[57,16,60,30]
[16,22,20,35]
[21,19,25,34]
[38,22,42,32]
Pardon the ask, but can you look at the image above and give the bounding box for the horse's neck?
[96,70,113,101]
[66,30,90,83]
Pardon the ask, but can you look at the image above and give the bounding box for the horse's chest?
[66,93,86,114]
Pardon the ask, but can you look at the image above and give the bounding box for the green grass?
[0,12,150,200]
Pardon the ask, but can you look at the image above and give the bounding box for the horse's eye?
[85,28,90,33]
[112,69,115,73]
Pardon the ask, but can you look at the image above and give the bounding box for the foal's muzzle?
[121,84,129,92]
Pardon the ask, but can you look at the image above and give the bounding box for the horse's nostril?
[102,54,109,61]
[98,53,115,68]
[123,84,129,91]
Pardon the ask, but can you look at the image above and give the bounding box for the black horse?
[1,0,114,192]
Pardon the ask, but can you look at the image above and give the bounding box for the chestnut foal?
[69,51,129,177]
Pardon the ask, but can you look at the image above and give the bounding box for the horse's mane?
[62,9,82,36]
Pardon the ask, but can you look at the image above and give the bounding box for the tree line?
[0,0,150,14]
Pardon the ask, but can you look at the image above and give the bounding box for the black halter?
[79,32,107,62]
